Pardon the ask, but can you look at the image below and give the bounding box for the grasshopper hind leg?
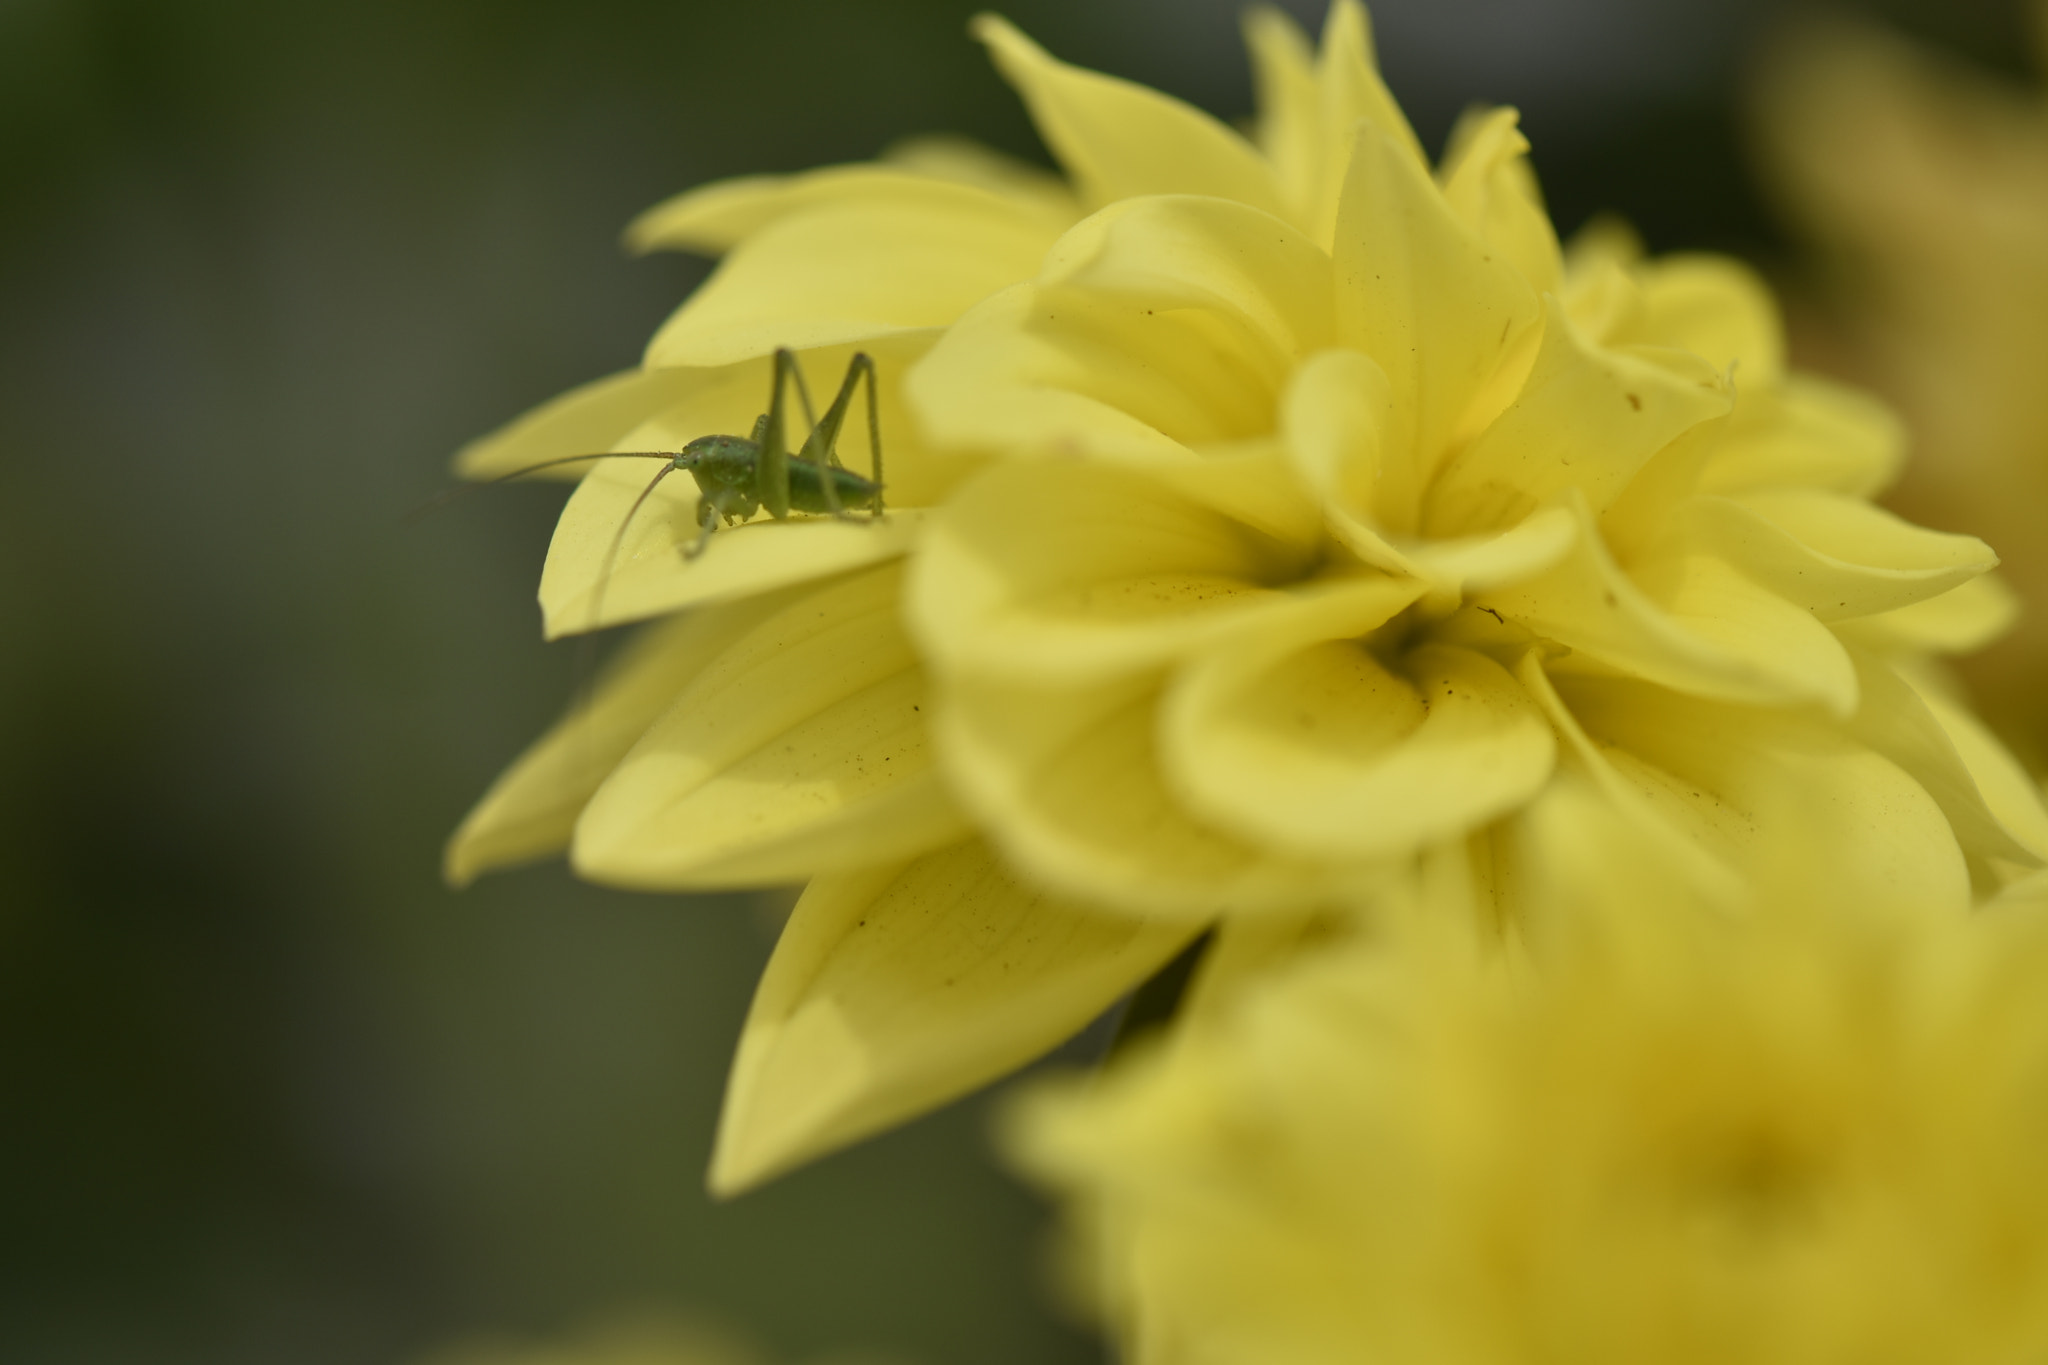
[796,351,885,522]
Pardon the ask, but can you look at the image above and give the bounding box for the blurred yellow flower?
[1754,6,2048,764]
[417,1310,895,1365]
[419,1314,760,1365]
[449,3,2047,1194]
[1012,786,2048,1365]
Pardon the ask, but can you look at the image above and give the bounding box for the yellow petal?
[1162,631,1555,860]
[1512,654,1748,909]
[1281,348,1579,594]
[1424,296,1731,537]
[971,15,1287,218]
[1332,123,1542,514]
[1403,510,1581,597]
[1698,372,1906,499]
[570,564,968,887]
[1480,494,1857,715]
[1552,669,1971,917]
[1437,106,1562,297]
[1562,254,1648,346]
[936,670,1349,917]
[708,838,1203,1193]
[1909,675,2048,866]
[879,134,1082,216]
[1042,195,1335,363]
[644,186,1059,367]
[908,285,1195,465]
[627,159,1076,256]
[1837,572,2020,655]
[1689,488,1995,620]
[1841,644,2048,878]
[1503,772,1744,943]
[1283,346,1398,536]
[444,590,809,887]
[908,197,1335,469]
[907,459,1315,683]
[1243,6,1321,222]
[1298,0,1428,243]
[1631,253,1785,377]
[452,366,709,481]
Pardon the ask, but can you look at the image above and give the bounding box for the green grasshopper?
[433,348,886,621]
[646,346,885,559]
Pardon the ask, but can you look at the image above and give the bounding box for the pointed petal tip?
[704,1136,776,1201]
[703,1019,872,1199]
[441,844,478,891]
[968,11,1023,48]
[704,1100,847,1199]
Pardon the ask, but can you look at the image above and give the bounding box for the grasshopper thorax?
[676,434,759,489]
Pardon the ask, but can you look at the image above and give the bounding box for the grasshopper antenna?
[402,451,677,525]
[585,460,682,640]
[566,459,683,780]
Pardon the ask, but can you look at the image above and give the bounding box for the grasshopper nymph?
[429,348,886,629]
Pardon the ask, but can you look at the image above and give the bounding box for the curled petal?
[572,564,968,888]
[1841,645,2048,880]
[1906,667,2048,865]
[908,459,1317,683]
[1283,346,1396,534]
[972,15,1287,218]
[1281,348,1579,595]
[1479,495,1857,715]
[936,671,1352,917]
[1042,196,1335,362]
[1699,372,1907,499]
[1632,253,1785,377]
[1689,489,1995,621]
[1838,573,2020,655]
[1163,632,1555,860]
[1549,669,1971,918]
[709,838,1204,1194]
[1426,295,1732,538]
[910,198,1338,469]
[445,589,809,886]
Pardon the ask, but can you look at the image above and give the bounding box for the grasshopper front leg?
[682,496,720,560]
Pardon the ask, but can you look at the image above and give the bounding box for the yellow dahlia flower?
[448,4,2045,1193]
[1754,7,2048,765]
[1013,786,2048,1365]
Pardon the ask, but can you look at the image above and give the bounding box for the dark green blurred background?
[0,1,2033,1362]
